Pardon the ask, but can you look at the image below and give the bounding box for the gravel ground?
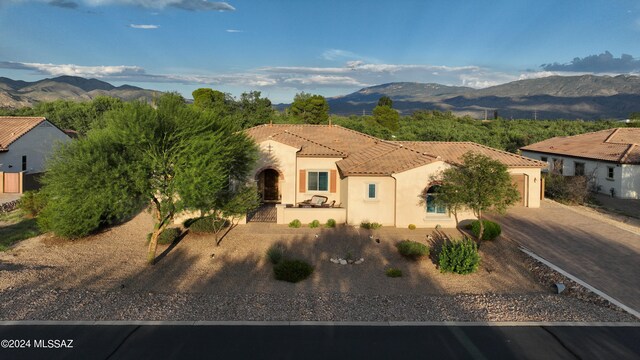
[1,289,635,322]
[0,210,637,322]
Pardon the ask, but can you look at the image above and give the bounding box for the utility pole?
[534,109,537,121]
[484,109,487,121]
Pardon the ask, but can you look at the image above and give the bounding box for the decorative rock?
[347,259,354,264]
[339,259,348,265]
[330,258,339,264]
[354,258,364,265]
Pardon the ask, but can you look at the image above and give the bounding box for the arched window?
[426,185,446,214]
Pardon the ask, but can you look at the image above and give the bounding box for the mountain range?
[0,75,160,108]
[2,74,640,119]
[325,75,640,120]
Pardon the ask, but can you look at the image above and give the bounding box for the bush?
[408,224,416,230]
[385,268,403,277]
[309,220,320,228]
[360,221,382,229]
[288,219,301,228]
[146,227,181,245]
[19,191,46,218]
[396,240,430,260]
[438,238,480,274]
[266,245,284,264]
[325,219,336,228]
[273,259,314,283]
[544,173,590,204]
[470,220,501,241]
[187,216,228,233]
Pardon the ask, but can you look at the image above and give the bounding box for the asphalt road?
[492,200,640,314]
[0,323,638,360]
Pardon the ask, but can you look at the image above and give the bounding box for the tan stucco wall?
[253,140,298,204]
[296,157,342,205]
[392,161,470,228]
[507,167,542,208]
[344,176,396,226]
[276,204,346,225]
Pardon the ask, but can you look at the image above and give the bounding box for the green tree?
[377,95,393,108]
[192,88,236,116]
[372,105,400,131]
[289,92,329,124]
[236,91,274,128]
[433,152,520,241]
[39,93,258,263]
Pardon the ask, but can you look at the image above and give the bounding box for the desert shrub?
[408,224,416,230]
[396,240,430,260]
[187,216,228,233]
[146,227,180,245]
[19,191,46,218]
[438,238,480,275]
[360,221,382,229]
[470,220,501,241]
[273,259,314,283]
[385,268,403,277]
[288,219,301,228]
[325,218,336,228]
[309,220,320,228]
[266,245,284,264]
[544,173,591,204]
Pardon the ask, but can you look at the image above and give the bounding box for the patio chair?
[297,195,328,207]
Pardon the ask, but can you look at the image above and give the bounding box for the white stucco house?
[520,128,640,199]
[244,124,545,228]
[0,116,71,193]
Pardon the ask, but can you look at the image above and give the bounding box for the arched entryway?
[256,168,281,203]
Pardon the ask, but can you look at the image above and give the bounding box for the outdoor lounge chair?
[297,195,328,207]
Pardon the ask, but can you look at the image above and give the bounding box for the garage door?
[511,174,526,206]
[3,172,20,193]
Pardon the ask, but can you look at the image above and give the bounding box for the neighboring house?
[520,128,640,199]
[245,124,545,228]
[0,116,71,194]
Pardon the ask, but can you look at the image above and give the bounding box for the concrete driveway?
[491,200,640,314]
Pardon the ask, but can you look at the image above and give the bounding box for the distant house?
[520,128,640,199]
[0,116,71,193]
[244,124,545,227]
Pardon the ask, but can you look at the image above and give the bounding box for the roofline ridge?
[619,143,636,163]
[283,129,346,156]
[604,128,620,144]
[0,116,50,149]
[463,141,545,164]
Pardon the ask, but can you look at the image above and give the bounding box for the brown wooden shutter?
[299,170,306,192]
[329,170,337,193]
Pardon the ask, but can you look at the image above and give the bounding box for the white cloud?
[129,24,159,29]
[2,0,236,11]
[283,75,368,87]
[0,61,146,77]
[226,29,243,33]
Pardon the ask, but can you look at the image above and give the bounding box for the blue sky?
[1,0,640,103]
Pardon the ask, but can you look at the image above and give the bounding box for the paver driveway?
[491,200,640,314]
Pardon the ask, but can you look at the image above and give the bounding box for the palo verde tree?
[432,152,520,241]
[39,93,258,263]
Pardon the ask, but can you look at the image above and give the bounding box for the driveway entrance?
[492,199,640,314]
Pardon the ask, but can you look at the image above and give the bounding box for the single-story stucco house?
[0,116,71,194]
[245,124,545,228]
[520,128,640,199]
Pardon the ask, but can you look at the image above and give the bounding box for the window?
[540,156,548,162]
[366,183,377,199]
[307,171,328,191]
[607,167,614,180]
[574,162,585,176]
[21,155,27,171]
[425,185,446,214]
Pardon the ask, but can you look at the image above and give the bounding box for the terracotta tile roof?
[520,128,640,164]
[395,141,547,168]
[0,116,47,150]
[245,124,546,176]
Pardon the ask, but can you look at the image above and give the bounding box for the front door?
[258,169,280,202]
